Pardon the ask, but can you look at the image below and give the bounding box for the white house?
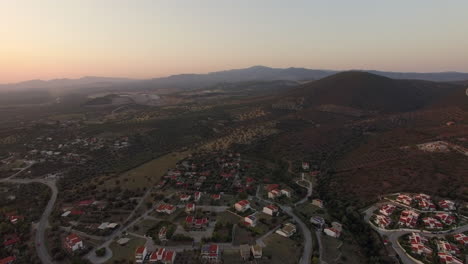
[235,200,250,212]
[276,223,296,238]
[324,227,341,238]
[262,204,279,216]
[244,215,257,227]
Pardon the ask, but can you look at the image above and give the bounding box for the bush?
[95,247,106,257]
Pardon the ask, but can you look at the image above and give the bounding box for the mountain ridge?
[2,66,468,91]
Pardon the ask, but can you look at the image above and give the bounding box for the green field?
[98,150,189,191]
[262,233,302,264]
[106,235,146,263]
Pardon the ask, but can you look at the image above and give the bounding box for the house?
[396,194,412,206]
[311,199,324,208]
[324,227,341,238]
[159,227,167,241]
[276,223,297,238]
[77,199,94,207]
[180,194,191,202]
[379,204,396,216]
[268,189,281,199]
[398,210,419,228]
[411,242,433,255]
[194,192,202,202]
[251,244,262,259]
[244,215,257,227]
[437,252,463,264]
[117,238,130,246]
[135,246,147,263]
[8,215,23,224]
[265,184,280,192]
[414,193,431,201]
[0,256,16,264]
[63,233,83,252]
[332,222,342,232]
[185,203,195,213]
[302,162,310,170]
[201,244,221,263]
[280,189,292,198]
[310,216,325,226]
[453,233,468,246]
[418,199,436,211]
[239,244,250,260]
[437,240,460,255]
[185,216,209,229]
[435,212,456,225]
[439,200,456,211]
[156,204,176,214]
[211,194,221,200]
[3,234,20,248]
[263,204,279,216]
[422,217,443,229]
[409,233,432,256]
[234,200,250,212]
[374,214,391,229]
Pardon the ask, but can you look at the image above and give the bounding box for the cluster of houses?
[160,152,247,195]
[266,184,292,200]
[406,232,466,264]
[135,246,176,264]
[134,244,227,264]
[395,193,457,212]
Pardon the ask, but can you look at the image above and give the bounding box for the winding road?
[1,165,58,264]
[256,177,314,264]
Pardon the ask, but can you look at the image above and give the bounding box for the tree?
[95,247,106,257]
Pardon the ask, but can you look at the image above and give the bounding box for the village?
[366,193,468,264]
[0,148,365,264]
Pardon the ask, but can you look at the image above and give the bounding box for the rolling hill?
[286,71,462,113]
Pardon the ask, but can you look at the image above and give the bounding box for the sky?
[1,0,468,83]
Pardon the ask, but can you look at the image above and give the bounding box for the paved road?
[1,169,57,264]
[256,181,313,264]
[281,205,313,264]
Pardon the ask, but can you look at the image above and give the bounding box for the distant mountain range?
[2,66,468,91]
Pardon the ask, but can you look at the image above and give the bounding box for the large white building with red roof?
[437,252,463,264]
[422,217,443,229]
[439,200,456,211]
[396,194,412,206]
[398,210,419,228]
[435,212,456,225]
[408,233,433,256]
[379,204,396,216]
[373,214,391,229]
[436,240,460,255]
[453,233,468,246]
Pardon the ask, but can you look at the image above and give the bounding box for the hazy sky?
[1,0,468,83]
